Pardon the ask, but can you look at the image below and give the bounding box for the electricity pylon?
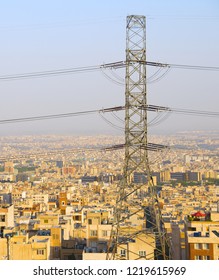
[107,15,171,260]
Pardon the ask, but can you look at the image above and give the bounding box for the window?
[44,219,48,223]
[37,249,45,255]
[194,255,202,260]
[88,219,92,225]
[194,243,202,249]
[52,234,59,239]
[139,251,146,257]
[0,215,6,222]
[203,255,210,260]
[102,230,108,237]
[90,230,97,237]
[120,249,126,257]
[203,243,210,250]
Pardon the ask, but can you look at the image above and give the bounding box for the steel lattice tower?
[107,15,170,260]
[124,15,148,190]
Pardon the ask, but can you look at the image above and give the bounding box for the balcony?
[188,231,209,238]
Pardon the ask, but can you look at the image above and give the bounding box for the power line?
[0,16,124,31]
[168,63,219,71]
[1,60,219,82]
[103,60,219,71]
[0,144,123,161]
[0,62,126,81]
[0,104,219,125]
[0,65,101,81]
[170,107,219,117]
[0,139,203,162]
[143,105,219,118]
[0,106,124,124]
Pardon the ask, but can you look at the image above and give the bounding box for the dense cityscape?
[0,131,219,260]
[0,5,218,278]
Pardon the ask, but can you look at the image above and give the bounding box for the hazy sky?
[0,0,219,136]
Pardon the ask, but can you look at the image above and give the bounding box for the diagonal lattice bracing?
[107,15,171,260]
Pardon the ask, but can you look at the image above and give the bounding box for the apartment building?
[0,233,50,260]
[0,204,14,235]
[185,212,219,260]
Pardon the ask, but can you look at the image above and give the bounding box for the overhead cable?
[0,145,123,161]
[1,60,219,82]
[142,104,219,118]
[0,106,125,124]
[0,65,101,81]
[0,104,219,125]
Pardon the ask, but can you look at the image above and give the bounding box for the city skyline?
[1,132,219,261]
[1,2,219,274]
[0,1,219,135]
